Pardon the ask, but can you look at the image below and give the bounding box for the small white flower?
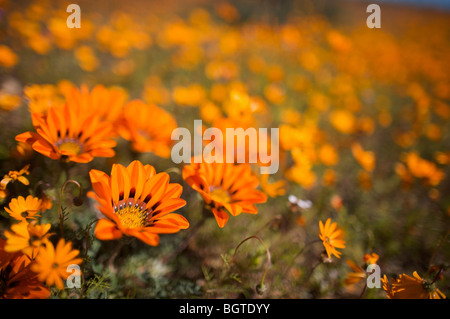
[288,195,313,209]
[288,195,298,204]
[298,199,313,209]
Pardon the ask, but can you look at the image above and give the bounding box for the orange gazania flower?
[5,195,43,221]
[183,161,267,228]
[0,239,50,299]
[318,218,346,259]
[15,103,117,163]
[4,221,52,258]
[89,160,189,246]
[63,84,128,129]
[383,271,446,299]
[118,100,177,158]
[31,239,82,290]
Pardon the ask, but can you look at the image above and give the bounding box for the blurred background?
[0,0,449,298]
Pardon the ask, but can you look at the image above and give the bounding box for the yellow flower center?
[55,138,83,156]
[209,188,231,204]
[114,200,148,229]
[58,142,82,155]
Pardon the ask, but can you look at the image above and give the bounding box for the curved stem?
[58,179,83,238]
[231,235,272,293]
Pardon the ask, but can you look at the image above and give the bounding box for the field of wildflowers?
[0,0,449,299]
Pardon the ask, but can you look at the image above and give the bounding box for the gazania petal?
[110,164,122,204]
[89,169,112,202]
[127,160,145,200]
[144,172,169,208]
[151,198,186,217]
[131,230,159,246]
[212,208,229,228]
[94,219,123,240]
[147,214,190,233]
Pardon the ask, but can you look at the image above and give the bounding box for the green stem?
[231,235,271,294]
[58,179,83,238]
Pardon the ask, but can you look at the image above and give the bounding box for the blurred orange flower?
[143,76,171,106]
[329,109,355,134]
[16,103,117,163]
[264,83,286,105]
[0,45,18,68]
[358,170,373,190]
[215,2,240,23]
[200,101,222,124]
[404,152,444,186]
[0,164,30,190]
[0,239,50,299]
[363,253,379,265]
[64,84,128,129]
[24,84,67,116]
[344,253,379,286]
[0,93,21,111]
[330,194,343,210]
[118,100,177,158]
[183,161,267,228]
[5,195,42,221]
[89,161,189,246]
[4,221,52,258]
[172,84,206,107]
[31,239,82,290]
[74,45,99,72]
[351,143,375,172]
[259,174,287,198]
[318,144,339,166]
